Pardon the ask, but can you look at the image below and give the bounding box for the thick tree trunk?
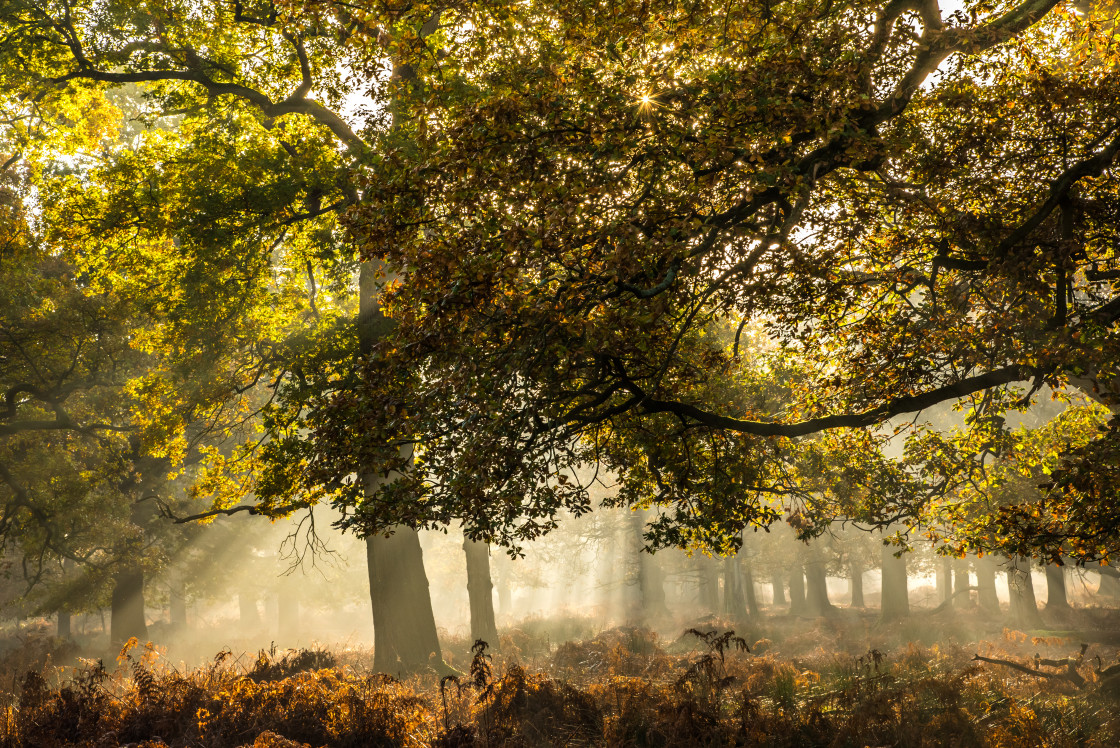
[722,556,748,620]
[1096,563,1120,598]
[110,567,147,646]
[849,559,865,608]
[976,555,1000,614]
[463,538,499,649]
[1007,557,1043,628]
[880,547,909,621]
[788,559,807,616]
[804,549,835,617]
[1044,564,1071,612]
[57,610,71,639]
[367,528,446,675]
[771,570,787,607]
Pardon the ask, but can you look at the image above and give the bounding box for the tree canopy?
[2,0,1120,579]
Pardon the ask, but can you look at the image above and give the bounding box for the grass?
[3,610,1120,746]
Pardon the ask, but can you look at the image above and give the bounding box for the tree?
[293,0,1120,560]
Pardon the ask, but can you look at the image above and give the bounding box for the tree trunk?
[367,528,447,675]
[1044,564,1071,612]
[771,570,786,607]
[976,555,1000,614]
[936,557,952,605]
[632,510,667,620]
[880,547,909,621]
[57,610,71,639]
[1096,563,1120,598]
[463,537,499,649]
[110,567,147,646]
[953,559,972,608]
[804,549,835,617]
[696,556,719,613]
[742,557,760,616]
[1007,557,1043,628]
[849,559,865,608]
[722,556,748,620]
[788,559,807,616]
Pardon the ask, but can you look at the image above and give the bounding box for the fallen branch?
[973,643,1088,688]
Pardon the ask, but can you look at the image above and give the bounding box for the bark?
[788,559,807,616]
[110,567,147,646]
[367,527,446,675]
[976,555,1001,614]
[849,559,865,608]
[771,570,787,607]
[1007,557,1043,628]
[880,547,909,621]
[463,537,499,649]
[1044,564,1071,612]
[804,548,835,617]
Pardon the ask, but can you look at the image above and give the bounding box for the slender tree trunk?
[110,567,147,646]
[632,510,667,620]
[880,547,909,621]
[936,557,952,605]
[57,610,71,639]
[954,559,972,608]
[1007,557,1043,628]
[742,556,760,617]
[367,527,446,674]
[788,559,807,616]
[849,559,865,608]
[771,570,786,607]
[976,555,1000,614]
[1044,564,1071,612]
[696,556,719,613]
[463,537,499,649]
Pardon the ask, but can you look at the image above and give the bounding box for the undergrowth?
[2,626,1120,747]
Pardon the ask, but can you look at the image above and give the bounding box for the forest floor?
[3,605,1120,746]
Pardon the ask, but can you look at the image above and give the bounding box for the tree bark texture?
[771,570,786,607]
[1007,557,1043,628]
[743,557,759,616]
[463,538,499,649]
[788,559,807,616]
[367,527,445,675]
[1044,564,1071,611]
[722,556,748,620]
[804,549,835,617]
[954,559,972,608]
[976,555,1001,614]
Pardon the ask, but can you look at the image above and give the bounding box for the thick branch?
[635,364,1027,438]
